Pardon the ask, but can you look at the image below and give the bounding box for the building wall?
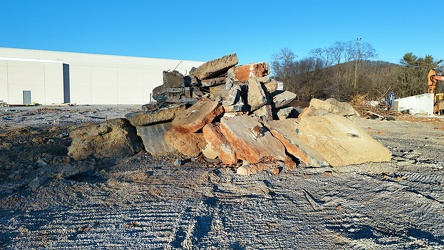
[0,58,64,105]
[0,47,203,105]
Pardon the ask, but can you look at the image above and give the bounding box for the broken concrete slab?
[253,104,273,122]
[125,104,186,127]
[220,85,242,106]
[152,70,186,99]
[164,129,206,157]
[200,76,227,87]
[220,115,286,164]
[191,53,239,80]
[234,62,269,82]
[163,70,186,88]
[265,119,329,168]
[276,107,298,120]
[297,114,391,167]
[172,98,224,133]
[247,78,268,111]
[263,79,279,94]
[202,123,237,165]
[68,118,142,160]
[222,102,247,113]
[272,91,297,109]
[299,98,360,118]
[256,77,284,94]
[136,122,177,157]
[209,84,227,98]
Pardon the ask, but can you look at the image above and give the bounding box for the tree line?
[271,41,444,102]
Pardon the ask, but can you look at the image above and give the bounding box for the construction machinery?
[427,69,444,114]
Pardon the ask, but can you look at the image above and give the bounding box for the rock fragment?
[297,114,391,166]
[265,119,329,167]
[164,129,206,157]
[125,104,186,126]
[234,62,269,82]
[68,118,142,160]
[172,98,224,133]
[136,122,177,157]
[191,53,239,80]
[202,123,237,165]
[272,91,297,109]
[247,78,268,111]
[220,115,286,164]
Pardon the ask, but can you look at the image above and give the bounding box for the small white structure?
[393,93,434,115]
[0,47,203,105]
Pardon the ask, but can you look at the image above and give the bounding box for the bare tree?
[271,48,298,92]
[271,40,378,101]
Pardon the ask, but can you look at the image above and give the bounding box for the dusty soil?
[1,105,444,249]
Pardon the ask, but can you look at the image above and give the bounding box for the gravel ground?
[1,106,444,249]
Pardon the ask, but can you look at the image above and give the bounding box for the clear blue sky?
[1,0,443,66]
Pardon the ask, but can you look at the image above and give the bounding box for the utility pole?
[354,37,361,90]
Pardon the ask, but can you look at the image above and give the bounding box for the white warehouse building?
[0,47,203,105]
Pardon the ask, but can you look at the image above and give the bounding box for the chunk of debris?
[136,122,177,157]
[220,115,286,164]
[164,129,206,157]
[200,76,227,87]
[253,104,273,122]
[265,119,329,168]
[263,79,281,94]
[276,107,298,120]
[272,91,297,109]
[202,123,237,165]
[296,114,391,166]
[172,98,224,133]
[68,118,142,160]
[299,98,360,118]
[234,62,269,82]
[125,104,186,127]
[247,78,268,111]
[191,53,239,80]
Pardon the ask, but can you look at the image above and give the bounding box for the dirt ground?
[1,105,444,249]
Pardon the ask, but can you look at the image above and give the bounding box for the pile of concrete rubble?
[68,54,391,175]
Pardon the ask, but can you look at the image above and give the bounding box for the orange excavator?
[428,69,444,113]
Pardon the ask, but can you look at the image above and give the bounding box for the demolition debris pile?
[68,54,391,175]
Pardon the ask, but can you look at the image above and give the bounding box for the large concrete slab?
[164,129,206,157]
[200,76,227,87]
[220,115,286,164]
[272,91,297,108]
[68,118,142,160]
[247,78,268,111]
[125,104,186,126]
[265,119,329,167]
[191,54,239,80]
[172,98,224,133]
[202,123,236,165]
[297,114,392,167]
[234,62,269,82]
[136,122,177,157]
